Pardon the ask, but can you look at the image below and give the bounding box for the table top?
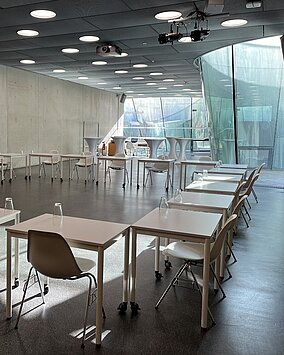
[0,153,26,157]
[0,208,21,222]
[168,192,234,210]
[98,155,133,161]
[202,174,242,183]
[180,160,218,166]
[60,153,94,159]
[6,214,129,250]
[29,152,60,157]
[210,167,246,175]
[137,157,175,163]
[131,207,222,239]
[220,163,248,169]
[185,180,239,194]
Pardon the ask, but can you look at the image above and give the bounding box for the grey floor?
[0,162,284,355]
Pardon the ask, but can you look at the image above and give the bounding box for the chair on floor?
[125,141,136,156]
[155,214,238,325]
[191,156,213,181]
[40,149,60,178]
[72,151,93,180]
[145,155,172,190]
[106,152,129,182]
[251,162,265,203]
[240,172,260,210]
[15,230,105,349]
[0,158,17,179]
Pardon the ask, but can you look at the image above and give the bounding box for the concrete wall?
[0,64,122,166]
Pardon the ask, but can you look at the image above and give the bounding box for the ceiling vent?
[96,45,122,57]
[205,0,224,14]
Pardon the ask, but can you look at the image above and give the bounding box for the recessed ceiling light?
[97,82,107,85]
[133,64,148,68]
[53,69,65,73]
[113,86,121,89]
[149,72,163,76]
[78,76,88,80]
[178,36,192,43]
[92,61,107,65]
[173,84,184,87]
[158,87,167,90]
[146,83,157,86]
[20,59,35,64]
[17,29,39,37]
[126,90,134,93]
[30,10,56,19]
[221,19,248,27]
[79,35,100,42]
[61,48,79,53]
[115,70,128,74]
[163,79,175,82]
[142,42,148,45]
[120,52,129,57]
[155,11,182,21]
[182,88,191,91]
[132,77,144,80]
[137,94,144,96]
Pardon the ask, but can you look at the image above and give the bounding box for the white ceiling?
[0,0,283,97]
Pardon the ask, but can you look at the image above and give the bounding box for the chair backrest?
[242,173,260,196]
[28,230,82,279]
[232,194,248,216]
[243,168,257,189]
[152,155,169,171]
[110,152,126,169]
[210,214,238,262]
[256,162,265,174]
[77,151,92,166]
[232,181,246,210]
[45,149,60,164]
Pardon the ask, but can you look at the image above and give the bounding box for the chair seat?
[163,241,210,261]
[75,257,96,273]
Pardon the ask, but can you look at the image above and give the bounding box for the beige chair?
[72,151,93,180]
[40,149,60,178]
[252,162,265,203]
[15,230,105,349]
[240,172,260,210]
[106,152,129,182]
[155,214,238,325]
[145,155,172,190]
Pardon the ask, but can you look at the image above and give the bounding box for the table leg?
[130,159,133,185]
[136,161,140,189]
[179,163,183,190]
[1,157,4,183]
[60,158,64,182]
[25,154,28,179]
[9,157,13,182]
[118,229,130,312]
[14,239,19,287]
[122,160,126,188]
[96,158,100,185]
[29,155,32,179]
[6,232,12,318]
[85,158,87,183]
[220,210,227,278]
[143,162,146,187]
[201,239,210,328]
[95,247,104,347]
[51,158,54,182]
[154,237,162,279]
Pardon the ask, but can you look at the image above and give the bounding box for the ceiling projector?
[96,44,122,57]
[158,32,183,44]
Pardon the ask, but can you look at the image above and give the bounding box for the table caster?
[165,260,172,269]
[130,302,140,314]
[44,284,49,295]
[155,271,163,280]
[60,178,63,182]
[117,301,128,313]
[12,278,19,289]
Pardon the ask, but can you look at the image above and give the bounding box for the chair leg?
[241,210,249,228]
[189,268,216,325]
[210,264,226,299]
[15,268,45,329]
[243,204,251,221]
[226,240,237,263]
[252,187,258,203]
[155,262,189,309]
[246,198,251,209]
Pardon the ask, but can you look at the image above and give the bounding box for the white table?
[0,153,27,183]
[185,181,239,195]
[136,157,175,191]
[165,137,177,160]
[60,154,94,183]
[84,137,102,164]
[202,174,243,184]
[179,159,218,190]
[6,213,130,347]
[130,208,222,329]
[111,136,127,155]
[143,138,165,158]
[28,153,60,182]
[96,155,133,188]
[220,163,248,170]
[210,167,247,176]
[168,191,234,278]
[0,208,21,287]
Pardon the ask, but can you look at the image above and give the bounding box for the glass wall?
[201,36,284,169]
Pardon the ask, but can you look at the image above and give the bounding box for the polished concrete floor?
[0,163,284,354]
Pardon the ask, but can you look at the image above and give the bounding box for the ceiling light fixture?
[97,82,107,85]
[133,64,148,68]
[30,10,56,19]
[155,11,182,21]
[53,69,66,73]
[163,79,175,82]
[61,48,79,53]
[20,59,35,64]
[113,86,121,89]
[132,77,144,80]
[146,83,157,85]
[79,35,100,42]
[178,36,192,43]
[149,72,163,76]
[120,52,129,57]
[115,70,128,74]
[246,1,262,9]
[173,84,184,87]
[78,76,88,80]
[17,29,39,37]
[126,90,134,93]
[221,19,248,27]
[92,61,107,65]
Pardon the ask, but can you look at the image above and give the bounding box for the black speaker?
[281,35,284,59]
[120,93,126,103]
